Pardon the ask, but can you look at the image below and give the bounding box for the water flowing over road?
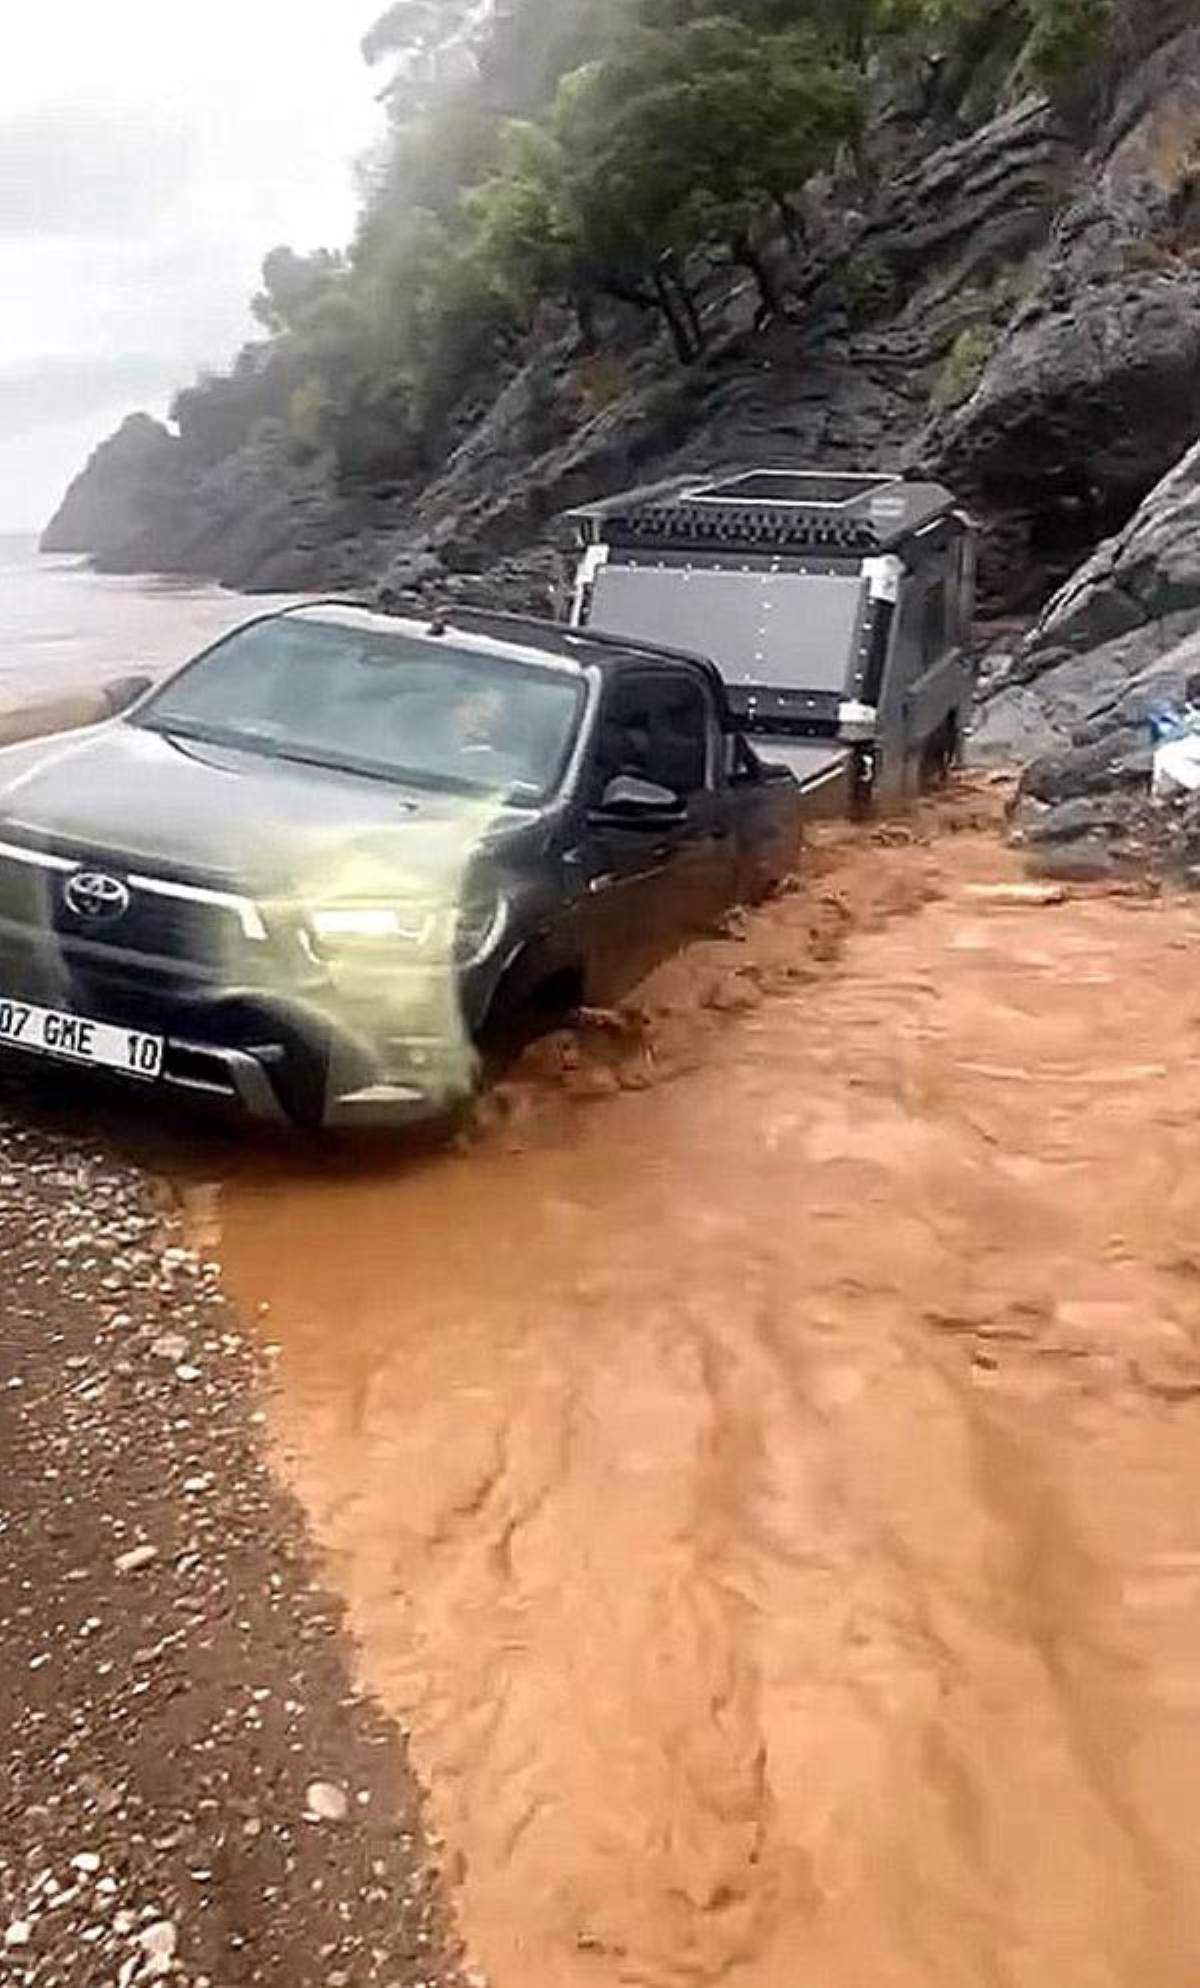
[176,790,1200,1988]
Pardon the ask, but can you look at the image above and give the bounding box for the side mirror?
[590,774,684,825]
[102,673,154,717]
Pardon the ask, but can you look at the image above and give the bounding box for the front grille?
[0,849,249,968]
[56,891,240,965]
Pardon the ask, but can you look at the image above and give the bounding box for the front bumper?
[0,927,476,1130]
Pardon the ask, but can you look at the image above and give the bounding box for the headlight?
[307,894,508,963]
[310,905,438,945]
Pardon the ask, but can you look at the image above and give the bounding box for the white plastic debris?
[1153,734,1200,800]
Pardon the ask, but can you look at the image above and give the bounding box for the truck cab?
[565,468,976,813]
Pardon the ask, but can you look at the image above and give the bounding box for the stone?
[114,1544,158,1575]
[304,1781,349,1824]
[149,1333,188,1363]
[139,1920,178,1977]
[1026,840,1118,883]
[1023,795,1130,845]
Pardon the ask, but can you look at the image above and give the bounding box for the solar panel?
[695,471,897,508]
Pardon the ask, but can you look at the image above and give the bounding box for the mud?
[193,786,1200,1988]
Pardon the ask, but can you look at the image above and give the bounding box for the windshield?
[137,616,585,802]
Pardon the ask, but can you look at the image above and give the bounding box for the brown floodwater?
[175,788,1200,1988]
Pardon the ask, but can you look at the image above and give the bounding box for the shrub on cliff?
[87,0,1122,497]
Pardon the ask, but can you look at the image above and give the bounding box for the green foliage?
[1018,0,1112,93]
[930,323,994,411]
[167,0,1119,493]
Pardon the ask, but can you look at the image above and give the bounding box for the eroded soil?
[177,786,1200,1987]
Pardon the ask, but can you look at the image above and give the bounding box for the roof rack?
[566,468,956,557]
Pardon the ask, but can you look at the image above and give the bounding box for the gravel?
[0,1108,466,1988]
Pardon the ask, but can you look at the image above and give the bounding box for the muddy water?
[206,798,1200,1988]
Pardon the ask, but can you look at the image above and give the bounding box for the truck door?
[573,669,734,1002]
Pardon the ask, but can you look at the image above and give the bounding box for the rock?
[1026,839,1118,883]
[149,1333,188,1363]
[962,882,1068,906]
[1022,737,1153,807]
[70,1853,102,1874]
[138,1920,178,1977]
[1022,795,1131,845]
[113,1544,158,1575]
[304,1780,349,1823]
[4,1921,32,1948]
[41,415,182,562]
[930,24,1200,611]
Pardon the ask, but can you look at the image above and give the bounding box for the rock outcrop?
[973,436,1200,876]
[926,22,1200,610]
[41,17,1200,627]
[42,415,183,565]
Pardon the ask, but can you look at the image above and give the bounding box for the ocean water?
[0,534,294,712]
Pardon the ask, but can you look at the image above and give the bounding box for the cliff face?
[42,15,1200,626]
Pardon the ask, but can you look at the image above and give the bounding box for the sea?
[0,534,293,714]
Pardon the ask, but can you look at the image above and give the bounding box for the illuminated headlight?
[310,906,438,945]
[307,894,508,964]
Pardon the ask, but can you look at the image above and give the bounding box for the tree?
[543,18,863,344]
[251,247,346,336]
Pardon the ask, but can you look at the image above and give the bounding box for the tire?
[919,713,958,792]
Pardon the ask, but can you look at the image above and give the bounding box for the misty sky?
[0,1,385,532]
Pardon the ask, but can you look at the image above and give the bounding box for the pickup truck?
[0,603,802,1128]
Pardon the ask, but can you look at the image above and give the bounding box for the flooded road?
[183,794,1200,1988]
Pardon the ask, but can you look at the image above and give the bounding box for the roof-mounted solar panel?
[696,470,897,507]
[566,467,957,556]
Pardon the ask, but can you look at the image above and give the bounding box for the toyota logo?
[63,870,131,925]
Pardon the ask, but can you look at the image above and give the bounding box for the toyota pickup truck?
[0,603,801,1128]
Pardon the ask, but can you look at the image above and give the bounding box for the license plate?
[0,996,163,1081]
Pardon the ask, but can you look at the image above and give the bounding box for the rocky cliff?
[43,12,1200,635]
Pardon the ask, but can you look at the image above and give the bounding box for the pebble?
[304,1780,349,1823]
[149,1333,188,1363]
[70,1852,102,1874]
[114,1544,158,1575]
[139,1919,178,1976]
[4,1922,32,1948]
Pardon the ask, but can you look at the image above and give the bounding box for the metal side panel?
[589,565,866,694]
[756,741,854,816]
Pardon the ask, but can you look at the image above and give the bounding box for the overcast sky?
[0,0,384,531]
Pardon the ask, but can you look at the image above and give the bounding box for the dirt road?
[163,787,1200,1988]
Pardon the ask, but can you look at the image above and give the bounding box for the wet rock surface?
[928,22,1200,608]
[969,433,1200,881]
[47,22,1200,619]
[0,1113,464,1988]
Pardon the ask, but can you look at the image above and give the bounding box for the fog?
[0,1,384,531]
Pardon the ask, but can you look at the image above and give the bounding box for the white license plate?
[0,996,164,1081]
